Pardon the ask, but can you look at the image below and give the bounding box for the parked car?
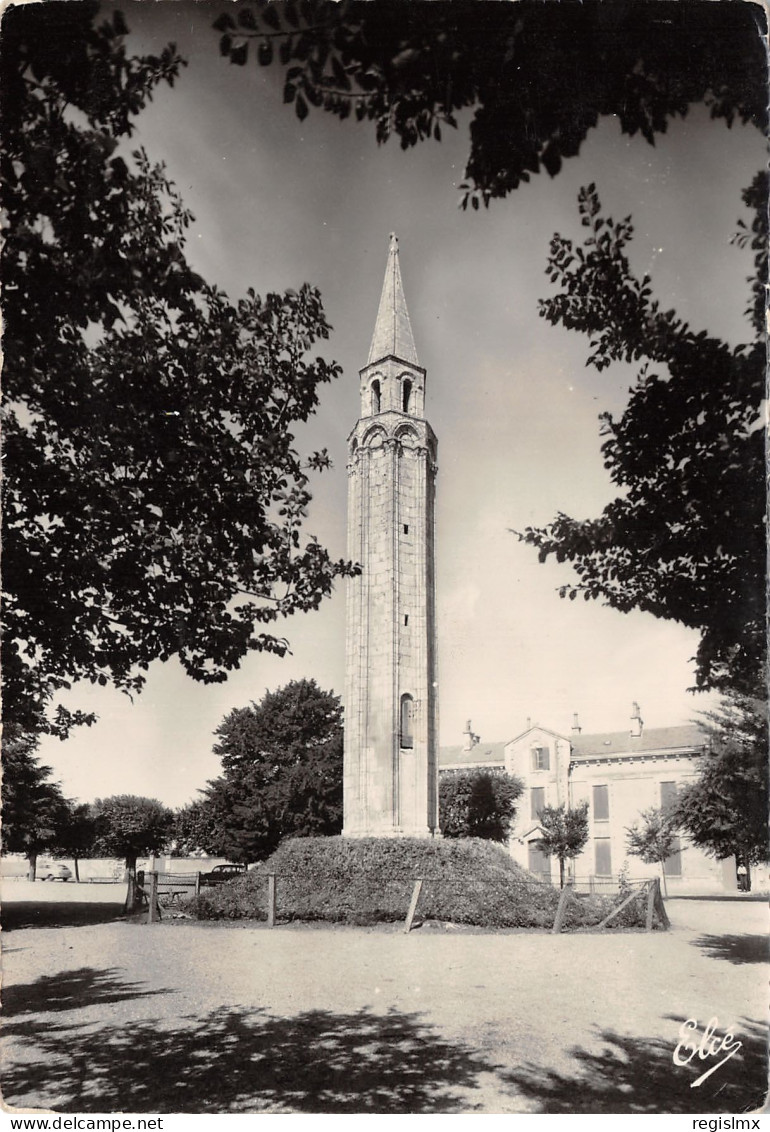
[199,863,247,887]
[39,862,72,882]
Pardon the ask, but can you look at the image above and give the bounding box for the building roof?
[507,724,570,745]
[438,724,706,769]
[367,233,420,367]
[439,742,508,769]
[570,724,706,760]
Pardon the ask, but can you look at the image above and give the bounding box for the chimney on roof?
[571,712,581,734]
[630,701,643,738]
[463,719,480,752]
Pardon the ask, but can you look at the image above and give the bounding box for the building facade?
[440,714,741,892]
[343,235,439,837]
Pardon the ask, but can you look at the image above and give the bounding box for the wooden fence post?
[404,879,423,934]
[653,876,670,929]
[148,871,161,923]
[552,882,572,934]
[645,880,655,931]
[195,872,201,897]
[267,873,276,928]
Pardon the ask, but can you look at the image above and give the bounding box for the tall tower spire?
[367,233,419,366]
[343,237,439,838]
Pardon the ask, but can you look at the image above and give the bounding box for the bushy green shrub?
[184,836,664,931]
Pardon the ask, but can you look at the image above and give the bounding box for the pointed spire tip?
[367,234,419,366]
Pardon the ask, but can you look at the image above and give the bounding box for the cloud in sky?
[36,2,764,806]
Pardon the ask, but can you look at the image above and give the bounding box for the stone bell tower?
[343,234,439,837]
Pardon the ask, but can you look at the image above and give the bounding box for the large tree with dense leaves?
[518,182,765,694]
[439,769,523,843]
[202,679,344,862]
[1,729,70,880]
[170,799,223,857]
[90,794,174,909]
[213,0,766,208]
[1,1,352,739]
[52,802,99,883]
[672,694,768,891]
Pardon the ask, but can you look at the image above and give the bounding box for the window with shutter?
[531,746,550,771]
[663,838,683,876]
[595,839,612,876]
[593,784,609,821]
[660,781,678,810]
[531,787,545,819]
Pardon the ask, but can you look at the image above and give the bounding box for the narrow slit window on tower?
[404,614,409,626]
[402,379,412,413]
[400,694,414,749]
[403,524,409,534]
[371,379,381,414]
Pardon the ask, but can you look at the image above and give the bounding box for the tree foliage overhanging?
[213,0,767,207]
[519,183,766,694]
[198,679,344,861]
[1,1,353,738]
[214,0,767,696]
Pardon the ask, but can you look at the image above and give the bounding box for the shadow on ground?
[498,1017,768,1114]
[3,968,171,1018]
[3,970,767,1114]
[690,933,769,966]
[2,1000,491,1113]
[2,902,126,931]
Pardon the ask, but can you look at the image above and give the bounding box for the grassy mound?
[185,837,661,931]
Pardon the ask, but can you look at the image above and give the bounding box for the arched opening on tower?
[400,694,414,749]
[402,378,412,414]
[371,380,381,415]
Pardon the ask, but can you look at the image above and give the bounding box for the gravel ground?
[1,897,767,1114]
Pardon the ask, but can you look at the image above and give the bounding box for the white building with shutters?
[439,713,743,893]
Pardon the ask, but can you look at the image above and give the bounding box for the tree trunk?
[660,861,668,898]
[73,857,80,883]
[745,857,752,892]
[27,851,37,882]
[559,857,565,889]
[124,856,139,912]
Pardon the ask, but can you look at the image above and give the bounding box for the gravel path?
[2,899,767,1114]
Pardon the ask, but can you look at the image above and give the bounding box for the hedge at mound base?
[185,836,662,931]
